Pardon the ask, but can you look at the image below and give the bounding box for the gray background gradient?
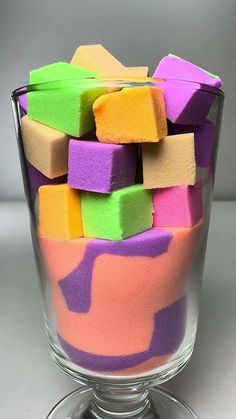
[1,0,235,199]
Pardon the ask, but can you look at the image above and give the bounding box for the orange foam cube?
[39,184,83,239]
[93,86,167,144]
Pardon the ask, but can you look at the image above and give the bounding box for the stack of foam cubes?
[19,45,222,374]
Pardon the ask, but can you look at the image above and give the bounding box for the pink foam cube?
[153,180,203,227]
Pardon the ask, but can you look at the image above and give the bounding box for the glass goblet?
[11,78,224,419]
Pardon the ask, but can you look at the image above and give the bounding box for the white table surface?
[0,201,236,419]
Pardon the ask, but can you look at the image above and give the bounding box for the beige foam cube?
[70,44,148,77]
[21,115,69,179]
[142,133,196,188]
[125,67,149,77]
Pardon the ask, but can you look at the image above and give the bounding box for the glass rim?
[11,76,224,99]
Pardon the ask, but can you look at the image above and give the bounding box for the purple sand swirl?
[59,228,173,313]
[58,296,186,371]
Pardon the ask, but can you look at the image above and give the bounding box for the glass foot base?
[46,385,198,419]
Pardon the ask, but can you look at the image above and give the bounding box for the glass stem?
[84,383,158,419]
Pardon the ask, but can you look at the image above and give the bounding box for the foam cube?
[26,161,67,196]
[153,54,222,125]
[39,184,83,239]
[154,79,215,125]
[125,67,149,77]
[153,54,223,87]
[142,133,196,188]
[27,62,106,136]
[194,123,215,167]
[168,121,215,168]
[70,44,148,77]
[81,184,152,240]
[93,86,167,143]
[152,180,203,227]
[68,140,137,193]
[19,94,27,113]
[21,115,69,178]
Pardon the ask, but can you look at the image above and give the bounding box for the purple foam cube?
[26,161,67,196]
[153,55,222,125]
[68,140,137,193]
[153,54,223,88]
[155,80,215,125]
[168,121,215,168]
[19,94,27,113]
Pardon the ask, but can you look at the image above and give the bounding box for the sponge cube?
[194,122,215,167]
[30,62,97,83]
[19,94,27,113]
[153,180,203,227]
[39,184,83,239]
[154,80,215,125]
[68,140,137,193]
[168,121,215,168]
[142,133,196,188]
[125,67,149,77]
[27,62,105,136]
[152,54,222,125]
[26,162,67,196]
[93,86,167,143]
[153,54,222,87]
[21,115,69,178]
[70,44,148,77]
[81,184,152,240]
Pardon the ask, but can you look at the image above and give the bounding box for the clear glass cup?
[11,78,224,419]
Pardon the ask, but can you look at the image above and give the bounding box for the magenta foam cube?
[152,180,203,227]
[153,54,222,125]
[153,54,223,88]
[168,121,215,167]
[68,140,137,193]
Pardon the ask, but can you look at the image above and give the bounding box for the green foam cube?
[81,184,153,240]
[27,62,105,136]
